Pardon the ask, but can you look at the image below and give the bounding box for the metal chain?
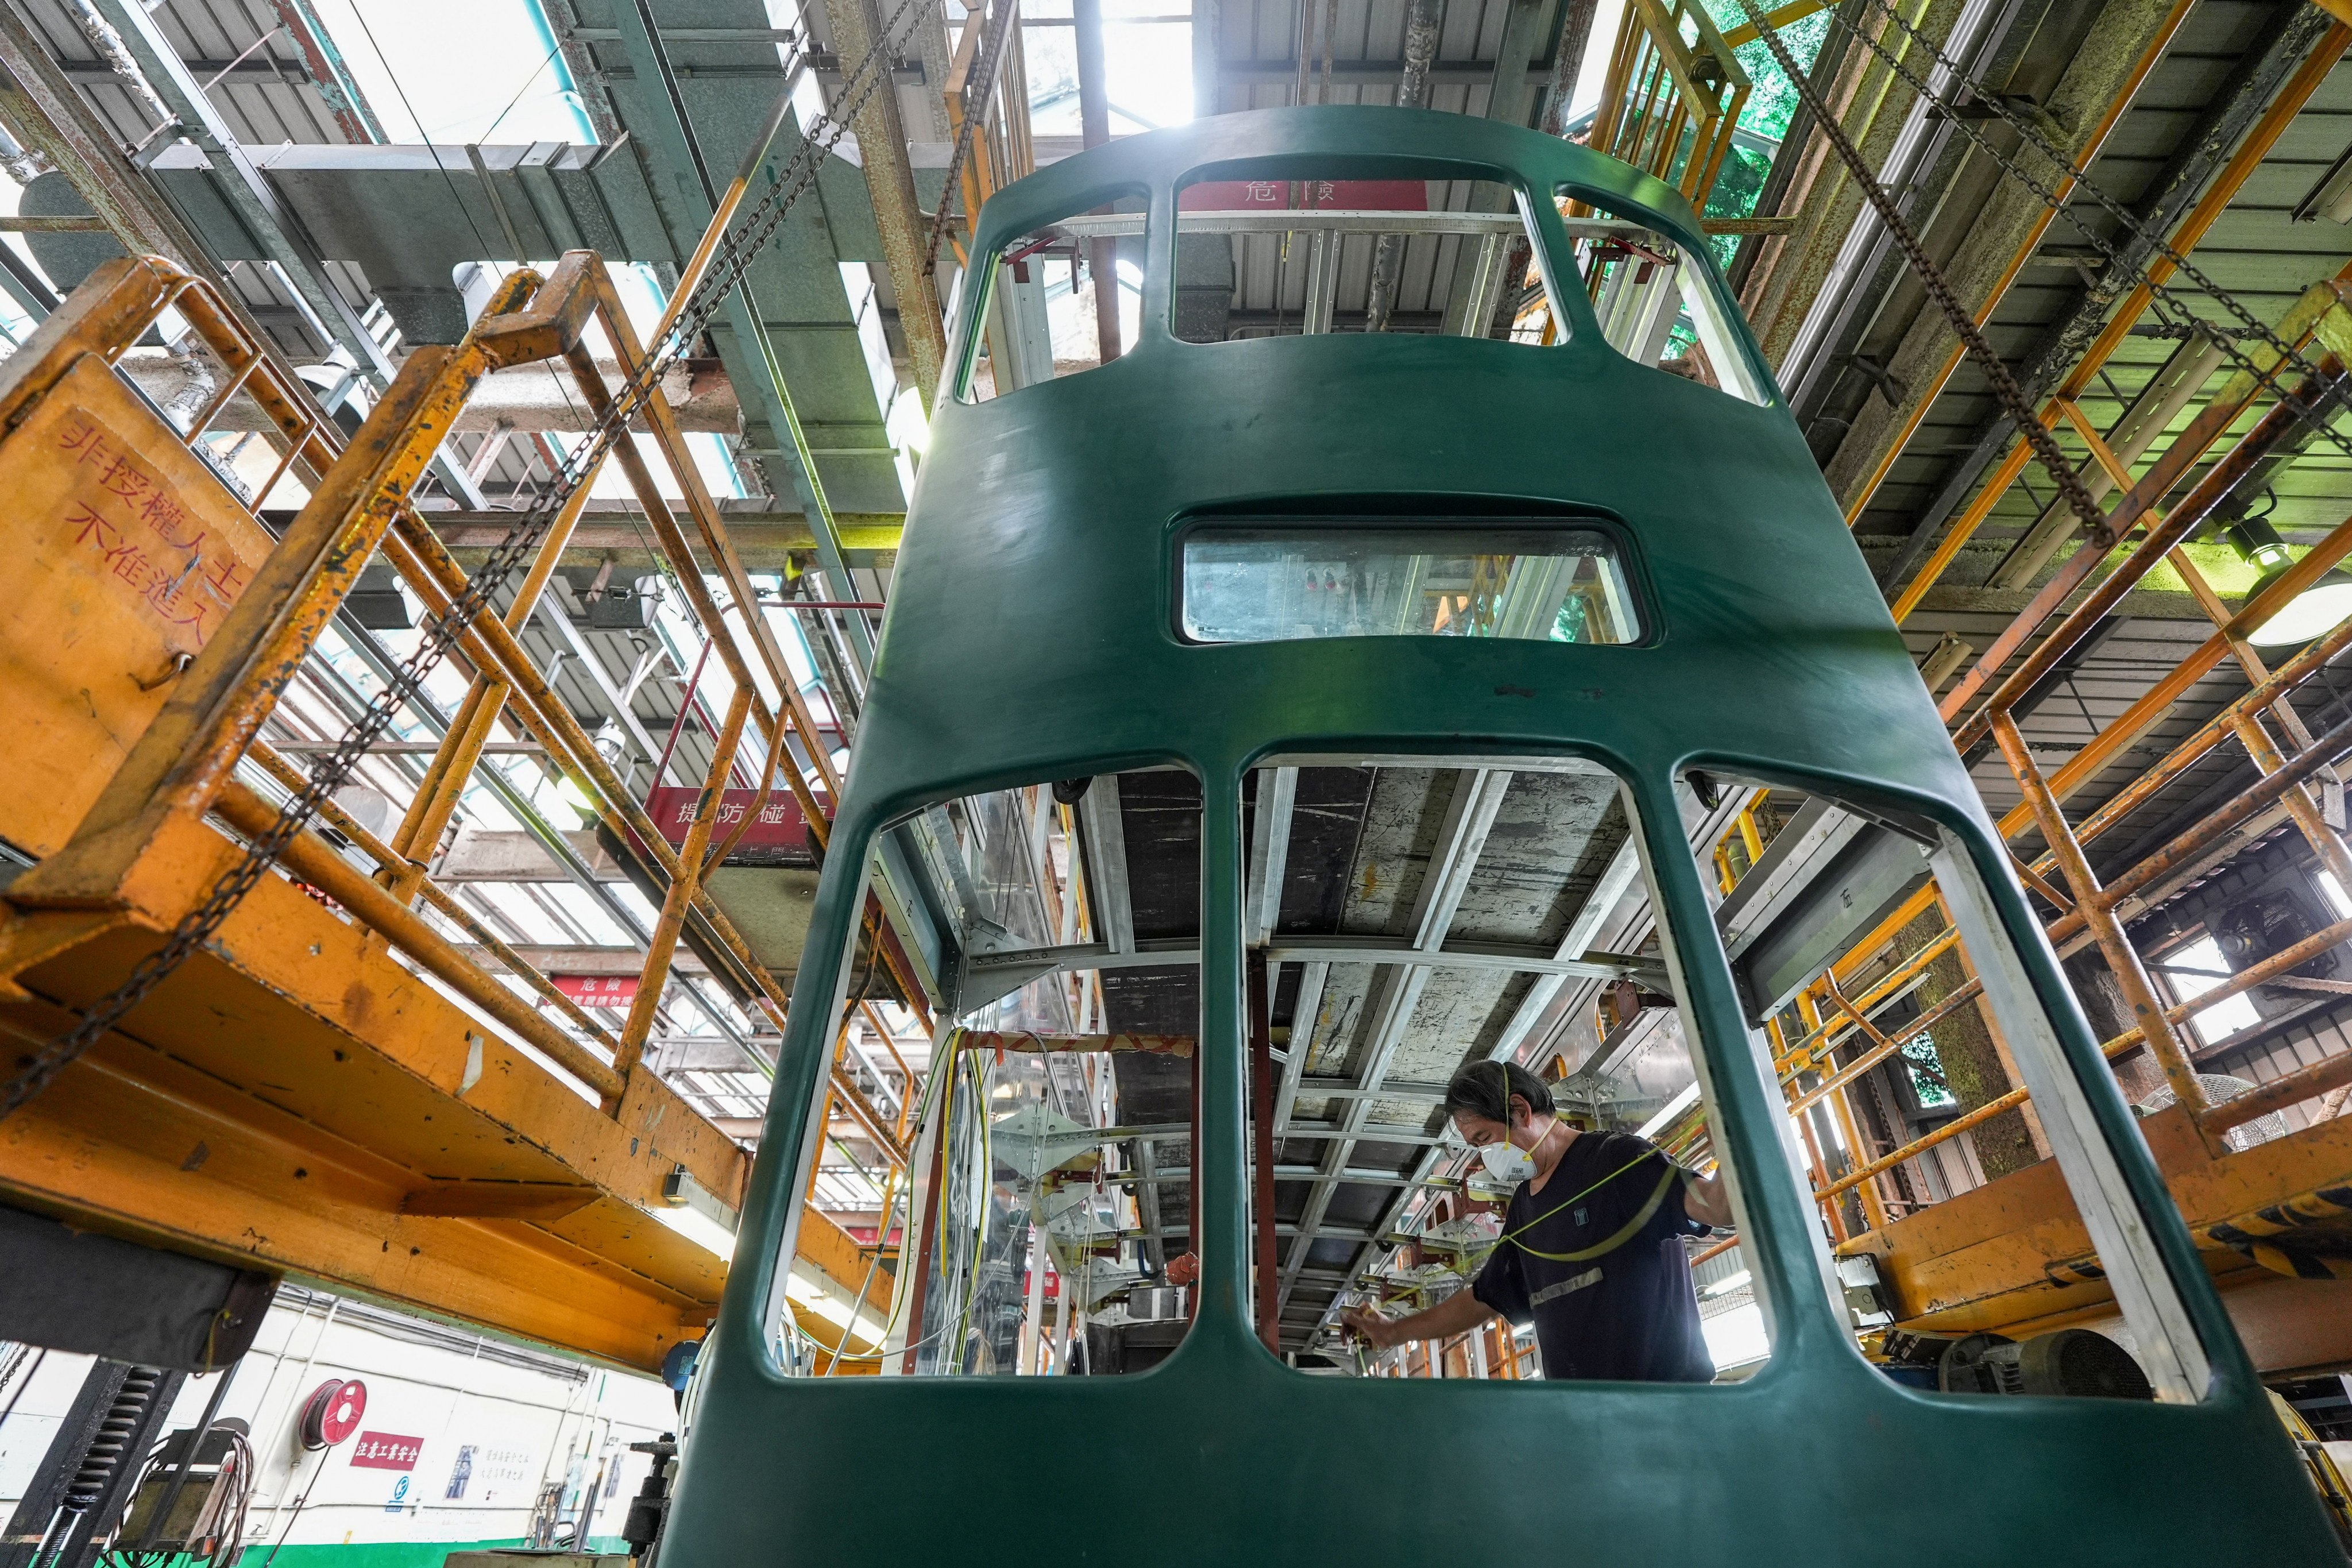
[0,0,944,1120]
[1735,0,2112,539]
[922,0,1024,278]
[1834,0,2352,462]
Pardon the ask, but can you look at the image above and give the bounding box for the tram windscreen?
[1680,769,2211,1404]
[1179,524,1642,645]
[1169,164,1565,343]
[774,769,1200,1376]
[1249,755,1770,1382]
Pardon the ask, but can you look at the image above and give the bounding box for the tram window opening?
[1252,755,1768,1384]
[956,197,1148,404]
[1685,770,2212,1403]
[1555,193,1772,407]
[773,768,1200,1377]
[1179,523,1642,646]
[1169,165,1566,343]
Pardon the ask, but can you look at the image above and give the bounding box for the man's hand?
[1684,1168,1735,1230]
[1339,1306,1403,1349]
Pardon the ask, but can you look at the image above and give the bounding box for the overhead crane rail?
[0,251,897,1371]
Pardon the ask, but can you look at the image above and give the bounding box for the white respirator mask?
[1478,1127,1539,1184]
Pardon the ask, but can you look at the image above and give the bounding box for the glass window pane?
[1180,525,1642,646]
[1685,769,2209,1403]
[956,195,1147,404]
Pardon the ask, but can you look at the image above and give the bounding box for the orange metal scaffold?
[0,253,909,1370]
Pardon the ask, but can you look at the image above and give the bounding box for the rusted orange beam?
[210,780,626,1100]
[1992,712,2208,1128]
[617,685,754,1084]
[245,739,621,1049]
[4,269,540,923]
[1948,363,2341,740]
[2042,703,2352,948]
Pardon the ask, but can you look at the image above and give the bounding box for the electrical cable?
[253,1446,330,1568]
[0,0,945,1121]
[345,8,503,268]
[101,1426,253,1568]
[478,43,569,144]
[778,1034,965,1369]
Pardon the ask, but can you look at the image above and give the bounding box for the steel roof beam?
[1270,958,1327,1135]
[1872,2,2338,593]
[967,933,1662,982]
[1012,1122,1445,1146]
[1076,774,1137,955]
[81,0,394,381]
[1221,59,1558,84]
[1482,834,1643,1063]
[1243,766,1297,948]
[821,0,947,404]
[1109,1165,1442,1185]
[606,1,878,670]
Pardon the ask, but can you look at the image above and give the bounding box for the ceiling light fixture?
[2226,512,2352,648]
[654,1164,740,1260]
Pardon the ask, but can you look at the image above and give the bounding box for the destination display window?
[955,193,1148,403]
[1243,755,1770,1384]
[773,768,1200,1376]
[1177,520,1643,646]
[1681,768,2214,1403]
[1168,163,1566,344]
[1551,192,1774,407]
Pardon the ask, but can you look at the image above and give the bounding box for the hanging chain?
[923,0,1025,279]
[1833,0,2352,462]
[1735,0,2113,539]
[0,0,945,1121]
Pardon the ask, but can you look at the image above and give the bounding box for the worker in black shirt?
[1339,1060,1733,1382]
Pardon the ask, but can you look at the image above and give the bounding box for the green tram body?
[662,109,2343,1564]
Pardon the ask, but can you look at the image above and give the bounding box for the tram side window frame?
[950,181,1156,406]
[1675,763,2220,1406]
[763,766,1210,1381]
[1551,182,1778,408]
[1244,748,1779,1385]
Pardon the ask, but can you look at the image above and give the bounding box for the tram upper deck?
[662,109,2345,1565]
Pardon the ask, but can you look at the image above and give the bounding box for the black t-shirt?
[1470,1130,1714,1383]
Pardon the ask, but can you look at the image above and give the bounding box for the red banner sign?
[551,974,639,1009]
[643,787,816,865]
[349,1432,424,1472]
[1180,179,1427,212]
